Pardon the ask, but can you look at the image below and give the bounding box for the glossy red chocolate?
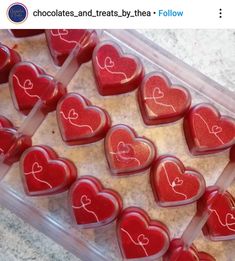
[0,128,32,165]
[117,207,170,260]
[46,29,98,66]
[197,187,235,241]
[0,43,21,84]
[138,73,191,125]
[69,176,122,228]
[20,146,77,196]
[57,92,111,145]
[10,30,44,38]
[9,62,67,115]
[183,103,235,155]
[92,41,144,96]
[105,124,156,176]
[163,239,216,261]
[151,155,206,207]
[0,115,13,129]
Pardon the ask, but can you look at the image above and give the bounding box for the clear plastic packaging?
[0,29,234,260]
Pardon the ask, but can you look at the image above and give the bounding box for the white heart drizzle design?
[13,74,40,99]
[226,213,235,227]
[121,228,149,257]
[110,141,141,166]
[60,109,93,133]
[24,162,52,189]
[96,56,130,84]
[72,195,99,222]
[50,29,82,45]
[193,113,225,146]
[144,87,176,116]
[209,208,235,232]
[161,162,188,200]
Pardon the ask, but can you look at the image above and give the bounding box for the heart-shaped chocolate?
[46,29,98,66]
[198,187,235,241]
[151,155,206,207]
[0,43,21,84]
[69,176,122,228]
[183,103,235,155]
[92,41,144,96]
[57,93,111,145]
[163,239,215,261]
[0,128,32,165]
[117,207,170,260]
[20,146,77,196]
[10,30,44,38]
[138,73,191,125]
[9,62,67,115]
[105,124,156,175]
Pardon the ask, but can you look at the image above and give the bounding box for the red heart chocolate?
[0,43,21,84]
[69,176,122,228]
[57,92,111,145]
[46,29,98,66]
[150,155,206,207]
[0,128,32,165]
[163,239,215,261]
[0,115,13,129]
[10,30,44,38]
[117,207,170,260]
[198,187,235,241]
[138,73,191,125]
[105,124,156,175]
[20,145,77,196]
[92,41,144,96]
[9,62,67,115]
[183,104,235,155]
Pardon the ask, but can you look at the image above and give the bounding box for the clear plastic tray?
[0,29,234,260]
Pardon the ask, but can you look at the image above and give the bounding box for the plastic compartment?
[0,29,234,260]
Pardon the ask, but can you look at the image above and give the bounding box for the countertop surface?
[0,29,234,261]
